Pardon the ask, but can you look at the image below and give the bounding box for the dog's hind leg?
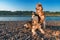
[38,24,45,34]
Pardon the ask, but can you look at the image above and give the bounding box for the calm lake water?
[46,16,60,21]
[0,16,60,21]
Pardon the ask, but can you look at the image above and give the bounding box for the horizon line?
[0,10,60,12]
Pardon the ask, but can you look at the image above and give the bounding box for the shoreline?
[46,21,60,26]
[0,21,60,26]
[0,20,60,26]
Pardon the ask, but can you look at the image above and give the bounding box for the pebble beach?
[0,21,60,40]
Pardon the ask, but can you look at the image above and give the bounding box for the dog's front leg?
[32,26,36,36]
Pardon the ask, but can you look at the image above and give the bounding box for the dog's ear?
[32,13,35,18]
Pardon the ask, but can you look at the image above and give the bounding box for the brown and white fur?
[24,4,45,36]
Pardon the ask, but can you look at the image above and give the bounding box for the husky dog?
[32,12,45,36]
[24,3,45,36]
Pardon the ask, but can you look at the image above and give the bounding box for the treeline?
[45,11,60,16]
[0,11,60,16]
[0,11,32,16]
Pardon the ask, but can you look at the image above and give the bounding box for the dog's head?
[36,4,43,13]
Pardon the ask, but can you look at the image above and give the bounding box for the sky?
[0,0,60,12]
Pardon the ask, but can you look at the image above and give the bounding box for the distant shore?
[0,11,60,17]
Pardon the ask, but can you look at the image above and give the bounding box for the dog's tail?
[24,24,28,27]
[24,21,32,28]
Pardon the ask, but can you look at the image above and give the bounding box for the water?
[0,16,60,21]
[46,16,60,21]
[0,16,31,21]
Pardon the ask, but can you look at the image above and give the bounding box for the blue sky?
[0,0,60,12]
